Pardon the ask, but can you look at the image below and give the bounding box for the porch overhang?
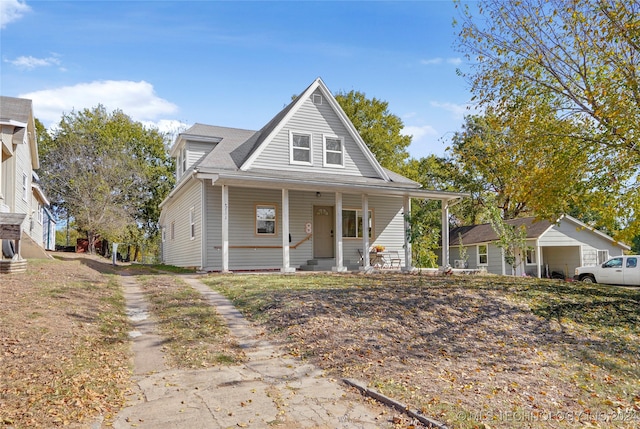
[196,171,468,202]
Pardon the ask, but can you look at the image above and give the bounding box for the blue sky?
[1,0,474,159]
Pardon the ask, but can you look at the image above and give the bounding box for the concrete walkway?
[110,274,398,429]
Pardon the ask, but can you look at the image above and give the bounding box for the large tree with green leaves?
[335,90,412,171]
[456,0,640,240]
[39,106,174,254]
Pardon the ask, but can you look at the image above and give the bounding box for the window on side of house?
[526,248,536,265]
[477,244,488,265]
[181,146,187,173]
[289,131,312,165]
[170,221,175,240]
[323,135,344,167]
[37,202,43,224]
[189,207,195,240]
[597,250,609,264]
[256,204,277,235]
[342,209,372,238]
[22,172,28,201]
[161,227,166,242]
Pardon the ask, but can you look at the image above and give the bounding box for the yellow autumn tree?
[456,0,640,240]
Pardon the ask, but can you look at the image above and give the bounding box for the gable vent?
[312,94,323,105]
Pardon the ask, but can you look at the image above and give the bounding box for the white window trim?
[181,146,187,174]
[189,207,195,240]
[323,134,345,168]
[161,227,166,242]
[289,130,313,166]
[525,248,536,265]
[37,203,43,225]
[477,244,488,266]
[22,171,28,201]
[255,203,277,236]
[342,208,373,239]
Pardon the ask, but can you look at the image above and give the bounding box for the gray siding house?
[159,78,465,272]
[1,96,52,261]
[445,215,630,278]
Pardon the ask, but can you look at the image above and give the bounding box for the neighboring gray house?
[1,96,52,260]
[445,215,630,278]
[159,78,466,272]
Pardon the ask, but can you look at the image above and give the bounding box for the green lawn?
[202,273,640,428]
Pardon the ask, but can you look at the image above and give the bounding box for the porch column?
[361,194,370,269]
[332,191,346,272]
[402,195,413,272]
[536,242,542,278]
[441,199,450,268]
[221,184,230,273]
[281,189,295,273]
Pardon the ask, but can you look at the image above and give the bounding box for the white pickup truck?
[574,255,640,286]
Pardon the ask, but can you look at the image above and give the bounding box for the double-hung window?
[342,209,372,238]
[256,204,277,235]
[289,131,312,165]
[477,244,488,265]
[323,135,344,167]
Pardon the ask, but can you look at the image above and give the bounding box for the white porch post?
[361,194,370,269]
[333,191,346,272]
[221,184,230,273]
[281,188,295,273]
[536,242,542,278]
[402,195,413,271]
[441,199,450,268]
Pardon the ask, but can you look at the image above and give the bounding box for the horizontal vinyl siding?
[486,244,504,275]
[202,185,406,270]
[339,194,405,266]
[186,141,214,169]
[251,89,380,178]
[14,139,32,233]
[162,179,202,268]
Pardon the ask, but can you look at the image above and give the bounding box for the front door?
[313,206,334,258]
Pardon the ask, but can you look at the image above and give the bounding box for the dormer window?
[323,135,344,167]
[181,146,187,173]
[289,131,312,165]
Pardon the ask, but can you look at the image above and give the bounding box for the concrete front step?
[298,258,361,272]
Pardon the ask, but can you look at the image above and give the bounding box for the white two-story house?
[159,78,465,272]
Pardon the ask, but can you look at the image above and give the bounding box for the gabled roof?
[237,78,390,180]
[0,96,39,168]
[450,217,553,246]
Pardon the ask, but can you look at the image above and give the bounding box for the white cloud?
[430,101,470,119]
[420,57,443,65]
[6,55,61,70]
[20,80,179,127]
[0,0,30,28]
[401,124,438,140]
[420,57,462,66]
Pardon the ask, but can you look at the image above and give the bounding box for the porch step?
[0,259,28,274]
[298,258,362,272]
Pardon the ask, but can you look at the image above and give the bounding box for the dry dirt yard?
[3,254,640,429]
[203,273,640,429]
[1,255,130,428]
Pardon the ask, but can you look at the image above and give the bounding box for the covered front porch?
[200,172,466,273]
